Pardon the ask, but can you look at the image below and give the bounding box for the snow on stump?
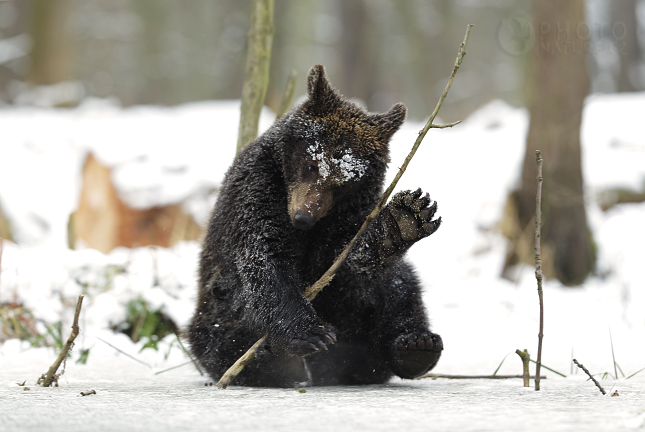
[72,153,202,253]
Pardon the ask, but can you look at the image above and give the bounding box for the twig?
[37,295,84,387]
[534,150,544,391]
[236,0,275,154]
[516,349,530,387]
[573,359,606,395]
[416,374,546,380]
[216,24,474,389]
[276,70,298,119]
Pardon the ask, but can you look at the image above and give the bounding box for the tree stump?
[72,153,202,253]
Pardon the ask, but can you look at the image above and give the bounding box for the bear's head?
[281,65,407,230]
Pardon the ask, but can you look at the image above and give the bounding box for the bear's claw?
[285,325,337,357]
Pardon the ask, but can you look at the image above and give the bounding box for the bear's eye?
[303,163,318,181]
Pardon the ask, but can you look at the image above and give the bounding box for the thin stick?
[416,374,546,380]
[516,349,530,387]
[216,24,474,389]
[573,359,606,395]
[37,295,84,387]
[534,150,544,391]
[276,70,298,120]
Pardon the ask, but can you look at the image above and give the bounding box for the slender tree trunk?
[506,0,595,286]
[613,0,642,92]
[236,0,274,154]
[27,0,73,86]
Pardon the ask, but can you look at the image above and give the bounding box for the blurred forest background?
[1,0,643,118]
[1,0,645,286]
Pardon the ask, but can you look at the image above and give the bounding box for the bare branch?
[430,121,462,129]
[416,373,546,380]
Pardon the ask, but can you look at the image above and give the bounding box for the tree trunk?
[27,0,73,86]
[504,0,595,286]
[236,0,274,154]
[613,0,642,92]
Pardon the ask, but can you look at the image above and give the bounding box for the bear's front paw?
[285,324,337,357]
[391,332,443,379]
[382,189,441,255]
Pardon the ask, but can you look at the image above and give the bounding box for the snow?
[307,142,369,183]
[1,94,645,431]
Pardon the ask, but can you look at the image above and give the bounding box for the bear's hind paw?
[391,332,443,379]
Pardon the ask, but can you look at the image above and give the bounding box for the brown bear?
[187,65,443,387]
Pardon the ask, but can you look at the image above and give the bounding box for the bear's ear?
[371,103,407,140]
[307,65,334,102]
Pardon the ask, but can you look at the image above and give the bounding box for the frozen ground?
[2,354,645,432]
[1,94,645,431]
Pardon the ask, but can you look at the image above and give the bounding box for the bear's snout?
[293,210,315,230]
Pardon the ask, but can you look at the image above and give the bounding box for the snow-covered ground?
[1,94,645,431]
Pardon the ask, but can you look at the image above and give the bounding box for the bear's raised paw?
[382,188,441,255]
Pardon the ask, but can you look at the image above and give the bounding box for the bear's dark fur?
[187,65,443,387]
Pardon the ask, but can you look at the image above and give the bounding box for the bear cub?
[187,65,443,387]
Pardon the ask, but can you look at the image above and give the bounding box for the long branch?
[416,373,546,380]
[216,24,474,389]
